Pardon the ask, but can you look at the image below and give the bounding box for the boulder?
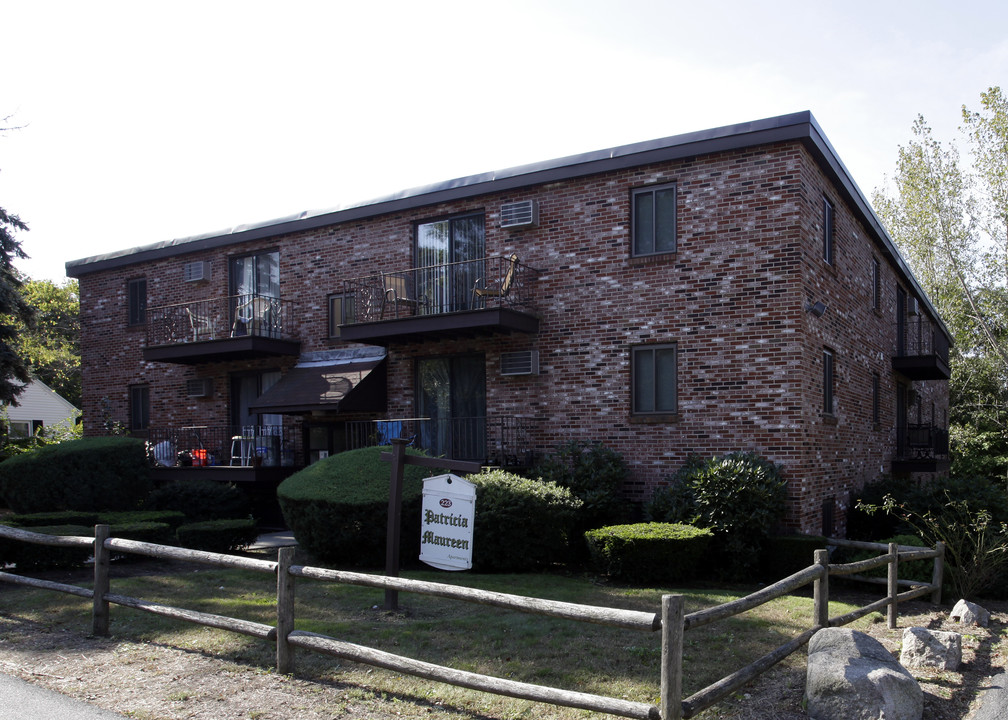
[899,627,962,670]
[950,598,990,627]
[806,627,923,720]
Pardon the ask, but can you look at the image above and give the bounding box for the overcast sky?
[2,0,1006,283]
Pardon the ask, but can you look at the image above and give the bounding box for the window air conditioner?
[186,378,212,398]
[500,200,539,229]
[184,261,210,283]
[501,350,539,376]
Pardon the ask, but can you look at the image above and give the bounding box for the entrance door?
[231,370,283,465]
[416,215,485,313]
[416,355,486,460]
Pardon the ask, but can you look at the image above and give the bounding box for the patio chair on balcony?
[381,272,418,319]
[472,254,519,308]
[231,296,278,337]
[185,306,215,342]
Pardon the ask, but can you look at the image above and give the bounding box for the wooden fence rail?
[0,526,944,720]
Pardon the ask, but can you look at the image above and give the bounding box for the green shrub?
[108,521,175,547]
[176,518,259,554]
[760,534,828,581]
[584,522,712,584]
[99,510,188,529]
[277,446,431,567]
[467,469,582,572]
[0,437,151,514]
[836,534,933,584]
[0,525,92,570]
[647,452,787,580]
[4,510,99,527]
[145,479,252,523]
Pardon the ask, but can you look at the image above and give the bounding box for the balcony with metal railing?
[143,294,301,364]
[892,423,950,473]
[339,255,540,343]
[344,416,538,468]
[893,316,950,380]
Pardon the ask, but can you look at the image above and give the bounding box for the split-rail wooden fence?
[0,525,943,719]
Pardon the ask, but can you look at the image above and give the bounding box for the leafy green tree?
[873,87,1008,481]
[0,203,35,405]
[13,278,81,407]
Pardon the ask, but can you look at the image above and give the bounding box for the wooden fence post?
[92,524,111,637]
[813,549,829,629]
[887,542,898,629]
[931,541,945,605]
[276,546,296,674]
[660,594,684,720]
[384,437,408,611]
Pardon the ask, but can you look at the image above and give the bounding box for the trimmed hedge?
[760,534,828,581]
[0,525,92,570]
[176,519,259,554]
[277,446,431,567]
[585,522,712,584]
[468,469,582,572]
[0,437,151,514]
[145,479,252,523]
[4,511,100,527]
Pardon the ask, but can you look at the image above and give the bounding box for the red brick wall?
[75,139,948,535]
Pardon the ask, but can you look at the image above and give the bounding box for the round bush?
[277,446,431,567]
[647,452,787,580]
[468,469,582,572]
[585,522,712,584]
[0,437,151,514]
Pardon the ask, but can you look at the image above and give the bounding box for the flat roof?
[64,111,947,338]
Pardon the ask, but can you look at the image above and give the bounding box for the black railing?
[345,416,538,467]
[146,294,297,347]
[895,423,950,461]
[343,256,538,325]
[896,316,950,364]
[146,425,301,468]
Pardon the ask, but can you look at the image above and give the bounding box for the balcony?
[147,424,303,470]
[143,294,301,364]
[340,255,540,344]
[345,416,539,468]
[892,423,950,473]
[893,317,950,380]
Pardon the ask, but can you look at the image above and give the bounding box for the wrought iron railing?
[146,294,298,347]
[342,255,538,325]
[345,416,538,467]
[895,423,950,461]
[146,424,301,468]
[896,316,950,364]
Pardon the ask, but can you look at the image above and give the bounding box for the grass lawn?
[0,552,884,719]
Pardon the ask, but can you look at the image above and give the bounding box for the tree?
[0,203,35,405]
[13,278,81,407]
[873,88,1008,481]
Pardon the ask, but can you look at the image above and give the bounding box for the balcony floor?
[340,307,539,344]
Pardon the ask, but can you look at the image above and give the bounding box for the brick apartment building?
[66,112,950,535]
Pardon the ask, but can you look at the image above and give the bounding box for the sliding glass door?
[416,355,486,460]
[416,215,484,313]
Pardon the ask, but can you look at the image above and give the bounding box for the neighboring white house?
[3,378,80,438]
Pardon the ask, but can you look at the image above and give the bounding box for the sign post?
[381,439,480,610]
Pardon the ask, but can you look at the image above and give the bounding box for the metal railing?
[896,423,950,461]
[146,294,298,347]
[147,424,301,468]
[343,256,538,325]
[345,416,538,467]
[896,316,950,364]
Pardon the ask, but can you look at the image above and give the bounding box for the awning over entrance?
[249,349,387,415]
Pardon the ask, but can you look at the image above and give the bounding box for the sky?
[2,0,1006,284]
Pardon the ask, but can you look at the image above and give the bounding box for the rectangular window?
[8,420,31,438]
[632,344,678,414]
[328,294,354,338]
[871,257,881,310]
[872,373,880,424]
[130,385,150,432]
[416,214,485,313]
[823,349,835,415]
[823,198,834,265]
[632,183,677,256]
[128,278,147,326]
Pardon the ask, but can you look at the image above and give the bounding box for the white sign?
[419,474,476,571]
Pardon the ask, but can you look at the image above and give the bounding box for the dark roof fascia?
[64,111,950,342]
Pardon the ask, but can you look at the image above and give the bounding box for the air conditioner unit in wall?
[501,350,539,376]
[500,200,539,229]
[186,378,212,398]
[184,261,210,282]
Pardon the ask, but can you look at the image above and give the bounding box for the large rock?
[806,627,923,720]
[899,627,962,670]
[950,598,990,627]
